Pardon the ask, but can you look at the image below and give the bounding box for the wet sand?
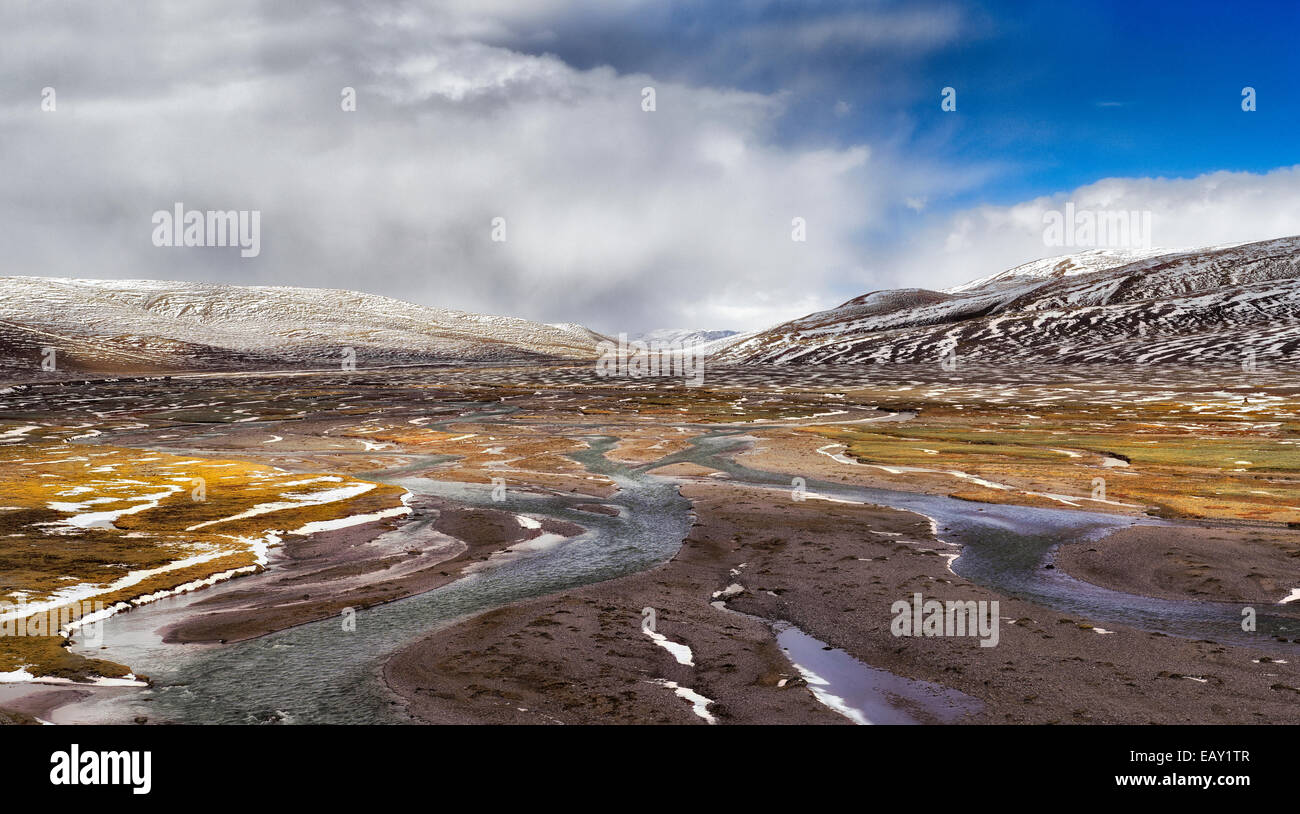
[162,496,582,644]
[1055,524,1300,605]
[0,687,93,725]
[386,480,1300,724]
[383,481,849,725]
[0,493,586,723]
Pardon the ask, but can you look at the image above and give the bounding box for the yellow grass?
[0,427,405,680]
[801,398,1300,523]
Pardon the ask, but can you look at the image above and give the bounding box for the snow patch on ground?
[288,504,412,536]
[643,629,694,666]
[652,679,716,723]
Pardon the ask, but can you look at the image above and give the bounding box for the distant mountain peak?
[630,328,739,344]
[715,235,1300,366]
[627,329,752,357]
[944,247,1174,294]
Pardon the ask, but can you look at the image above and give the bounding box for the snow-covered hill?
[715,236,1300,366]
[943,247,1174,294]
[628,328,751,356]
[630,329,739,346]
[0,277,606,377]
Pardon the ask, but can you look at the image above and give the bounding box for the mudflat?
[162,497,580,644]
[386,481,1300,724]
[1055,524,1300,605]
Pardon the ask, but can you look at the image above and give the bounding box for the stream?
[50,416,1298,724]
[664,432,1299,646]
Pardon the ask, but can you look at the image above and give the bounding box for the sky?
[4,0,1299,334]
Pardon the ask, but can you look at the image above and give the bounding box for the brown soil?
[1055,524,1300,604]
[385,481,1300,724]
[161,496,581,644]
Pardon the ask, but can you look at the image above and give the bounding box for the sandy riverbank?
[1055,524,1300,606]
[384,479,1300,724]
[159,496,581,645]
[0,495,583,724]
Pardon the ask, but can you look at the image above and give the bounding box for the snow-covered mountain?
[628,329,753,357]
[0,277,606,376]
[694,330,757,356]
[714,236,1300,366]
[630,329,737,346]
[943,247,1175,294]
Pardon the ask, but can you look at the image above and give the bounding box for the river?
[54,417,1297,723]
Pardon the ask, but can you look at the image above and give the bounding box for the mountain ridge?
[0,276,606,377]
[714,235,1300,366]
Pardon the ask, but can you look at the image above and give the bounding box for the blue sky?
[920,0,1300,204]
[500,0,1300,213]
[7,0,1300,332]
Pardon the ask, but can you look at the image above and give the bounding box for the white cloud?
[0,1,902,334]
[886,166,1300,291]
[7,1,1291,337]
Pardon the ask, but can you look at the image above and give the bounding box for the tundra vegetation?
[0,362,1294,682]
[0,426,403,680]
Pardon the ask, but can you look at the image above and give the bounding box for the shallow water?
[670,432,1299,647]
[709,593,981,724]
[775,623,979,725]
[65,436,692,723]
[59,419,1297,723]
